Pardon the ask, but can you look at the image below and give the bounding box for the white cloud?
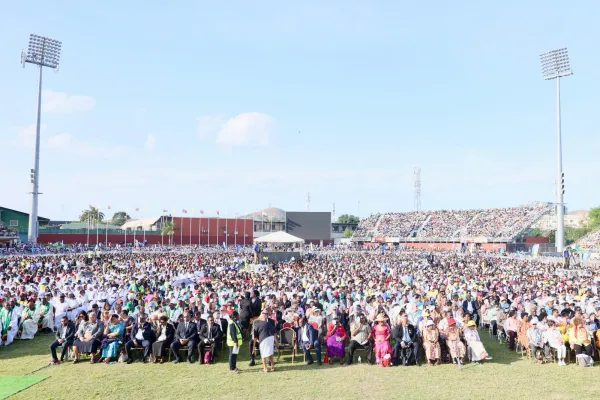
[46,132,126,158]
[18,123,47,147]
[145,134,156,152]
[196,115,225,139]
[196,112,276,146]
[47,132,72,149]
[42,90,96,114]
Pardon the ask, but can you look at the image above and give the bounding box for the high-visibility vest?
[227,320,243,347]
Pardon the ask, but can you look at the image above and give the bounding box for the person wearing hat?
[372,313,391,366]
[464,320,490,363]
[526,318,546,362]
[446,318,465,364]
[422,320,441,366]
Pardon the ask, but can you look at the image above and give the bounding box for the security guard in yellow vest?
[227,311,243,373]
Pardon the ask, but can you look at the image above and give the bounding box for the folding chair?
[276,328,296,363]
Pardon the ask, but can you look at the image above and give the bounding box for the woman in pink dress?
[372,313,392,366]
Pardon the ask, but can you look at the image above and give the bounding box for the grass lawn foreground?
[0,332,597,400]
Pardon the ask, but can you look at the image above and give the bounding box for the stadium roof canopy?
[254,231,304,244]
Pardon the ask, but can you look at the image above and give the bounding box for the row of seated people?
[282,310,491,367]
[49,310,224,365]
[483,304,598,366]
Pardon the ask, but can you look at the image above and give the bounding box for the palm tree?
[79,207,105,228]
[162,220,176,245]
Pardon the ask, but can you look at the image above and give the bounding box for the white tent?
[254,231,304,244]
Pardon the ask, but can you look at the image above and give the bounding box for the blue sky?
[2,1,599,221]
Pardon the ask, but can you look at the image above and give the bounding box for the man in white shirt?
[53,294,70,327]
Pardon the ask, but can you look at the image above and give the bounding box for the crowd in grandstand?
[577,229,600,252]
[354,204,552,241]
[1,245,599,372]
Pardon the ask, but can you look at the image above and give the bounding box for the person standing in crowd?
[372,313,392,366]
[50,316,75,365]
[253,310,277,373]
[227,311,243,374]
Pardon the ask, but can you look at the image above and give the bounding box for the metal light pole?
[540,47,572,253]
[21,34,62,243]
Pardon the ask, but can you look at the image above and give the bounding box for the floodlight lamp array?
[540,48,571,80]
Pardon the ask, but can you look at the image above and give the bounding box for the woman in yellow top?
[568,317,593,358]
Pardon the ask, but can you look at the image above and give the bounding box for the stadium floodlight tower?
[21,34,62,243]
[539,47,572,253]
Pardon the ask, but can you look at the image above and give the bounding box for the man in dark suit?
[238,292,252,333]
[250,290,262,319]
[392,314,419,366]
[198,315,222,364]
[193,311,206,333]
[50,316,75,364]
[170,311,198,363]
[462,297,479,326]
[298,317,321,365]
[125,313,155,363]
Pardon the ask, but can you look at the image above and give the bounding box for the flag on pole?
[216,210,220,216]
[108,205,112,210]
[182,209,188,214]
[200,210,204,215]
[135,207,139,212]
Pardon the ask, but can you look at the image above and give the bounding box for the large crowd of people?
[577,229,600,252]
[1,245,599,373]
[354,204,552,241]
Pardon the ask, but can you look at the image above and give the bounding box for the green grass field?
[0,332,597,400]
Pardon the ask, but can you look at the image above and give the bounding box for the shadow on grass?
[0,333,55,361]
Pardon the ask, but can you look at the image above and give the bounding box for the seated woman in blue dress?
[100,314,125,364]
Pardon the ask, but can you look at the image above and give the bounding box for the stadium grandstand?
[576,228,600,252]
[352,202,553,244]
